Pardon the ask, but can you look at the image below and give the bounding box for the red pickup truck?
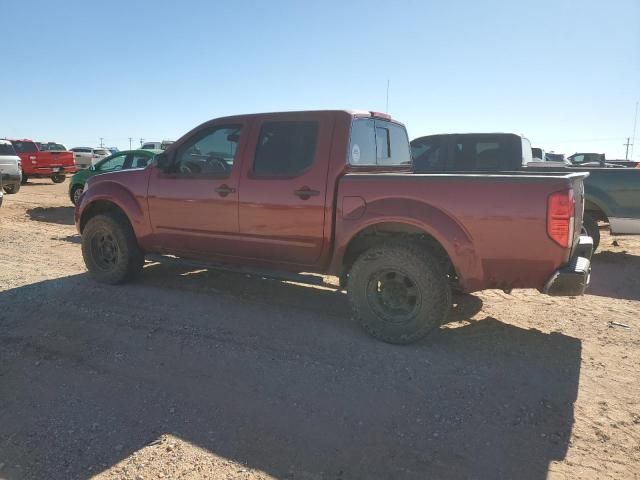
[9,139,76,184]
[76,110,592,344]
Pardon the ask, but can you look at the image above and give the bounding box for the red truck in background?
[76,110,593,344]
[9,139,76,184]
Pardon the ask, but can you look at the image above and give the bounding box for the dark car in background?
[411,133,640,250]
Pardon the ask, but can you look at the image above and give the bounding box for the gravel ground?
[0,179,639,480]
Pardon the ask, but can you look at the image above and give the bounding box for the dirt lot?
[1,179,639,480]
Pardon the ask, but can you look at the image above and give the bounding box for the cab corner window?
[173,125,242,177]
[253,121,318,177]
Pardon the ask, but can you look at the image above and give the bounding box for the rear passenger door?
[237,113,334,266]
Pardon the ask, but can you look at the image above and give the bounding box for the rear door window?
[253,121,318,177]
[451,135,518,171]
[411,137,447,171]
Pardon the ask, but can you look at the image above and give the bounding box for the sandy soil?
[0,179,638,480]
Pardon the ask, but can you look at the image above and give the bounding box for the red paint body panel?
[76,110,586,293]
[10,139,76,176]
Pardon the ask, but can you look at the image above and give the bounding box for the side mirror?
[155,152,170,172]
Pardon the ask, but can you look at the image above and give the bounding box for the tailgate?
[43,151,75,166]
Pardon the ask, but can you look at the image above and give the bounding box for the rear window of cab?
[348,118,411,166]
[11,141,38,153]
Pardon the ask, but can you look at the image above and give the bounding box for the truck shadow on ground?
[588,250,640,301]
[0,267,580,480]
[26,206,75,225]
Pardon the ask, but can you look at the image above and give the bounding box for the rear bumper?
[542,235,593,296]
[24,166,76,176]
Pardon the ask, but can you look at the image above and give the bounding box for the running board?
[145,254,330,287]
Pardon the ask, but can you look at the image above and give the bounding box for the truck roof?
[412,132,523,139]
[210,109,403,125]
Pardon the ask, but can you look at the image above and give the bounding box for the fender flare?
[78,181,145,234]
[331,197,483,290]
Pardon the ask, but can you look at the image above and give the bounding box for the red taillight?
[547,189,575,248]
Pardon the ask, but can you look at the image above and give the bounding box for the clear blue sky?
[2,0,639,158]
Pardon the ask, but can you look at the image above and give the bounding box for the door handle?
[294,187,320,200]
[215,184,236,197]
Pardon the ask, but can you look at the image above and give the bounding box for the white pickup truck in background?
[0,139,22,194]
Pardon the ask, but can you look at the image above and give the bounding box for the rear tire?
[51,174,66,183]
[583,213,600,252]
[3,183,20,194]
[81,213,144,285]
[347,242,451,344]
[20,175,28,185]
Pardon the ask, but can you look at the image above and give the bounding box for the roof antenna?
[385,79,390,113]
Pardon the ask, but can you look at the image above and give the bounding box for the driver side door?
[147,122,247,256]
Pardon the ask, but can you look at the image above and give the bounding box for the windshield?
[11,141,38,153]
[0,143,17,155]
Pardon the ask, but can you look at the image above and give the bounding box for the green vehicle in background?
[69,149,161,205]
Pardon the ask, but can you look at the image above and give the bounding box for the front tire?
[583,213,600,252]
[81,213,144,284]
[347,242,451,344]
[3,183,20,194]
[51,174,66,183]
[70,185,83,205]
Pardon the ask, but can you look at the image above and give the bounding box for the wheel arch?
[78,182,146,236]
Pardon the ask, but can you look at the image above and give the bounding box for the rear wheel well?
[340,223,457,287]
[80,200,129,233]
[584,201,608,223]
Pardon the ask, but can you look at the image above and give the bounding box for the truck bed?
[335,171,588,292]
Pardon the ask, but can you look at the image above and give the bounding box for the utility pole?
[99,137,104,148]
[631,100,638,160]
[624,137,633,160]
[128,137,133,150]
